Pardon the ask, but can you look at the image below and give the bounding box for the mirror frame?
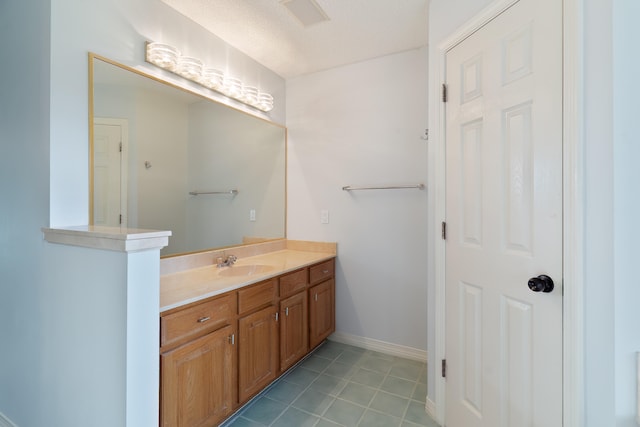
[88,53,287,257]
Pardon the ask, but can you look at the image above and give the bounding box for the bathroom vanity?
[87,54,330,426]
[159,240,336,426]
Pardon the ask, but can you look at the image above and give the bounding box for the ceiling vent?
[280,0,330,27]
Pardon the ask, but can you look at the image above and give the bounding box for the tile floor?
[221,340,440,427]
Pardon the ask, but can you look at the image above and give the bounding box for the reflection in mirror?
[90,55,286,257]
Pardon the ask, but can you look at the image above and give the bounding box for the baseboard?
[0,412,17,427]
[329,332,428,362]
[425,397,437,419]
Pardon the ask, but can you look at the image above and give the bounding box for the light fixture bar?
[145,42,274,112]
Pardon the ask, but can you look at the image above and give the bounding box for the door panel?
[93,118,128,226]
[238,305,278,403]
[445,0,562,426]
[160,325,233,427]
[309,279,334,349]
[280,292,308,371]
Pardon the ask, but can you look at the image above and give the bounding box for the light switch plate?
[320,209,329,224]
[249,209,256,221]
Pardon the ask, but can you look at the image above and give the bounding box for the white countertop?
[160,248,335,312]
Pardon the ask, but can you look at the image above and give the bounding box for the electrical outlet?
[249,209,256,221]
[320,209,329,224]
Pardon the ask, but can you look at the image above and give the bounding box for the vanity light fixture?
[145,42,274,112]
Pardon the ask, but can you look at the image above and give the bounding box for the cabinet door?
[280,292,308,372]
[309,279,335,349]
[238,305,278,403]
[161,325,234,427]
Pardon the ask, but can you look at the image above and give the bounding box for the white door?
[93,118,128,227]
[444,0,562,426]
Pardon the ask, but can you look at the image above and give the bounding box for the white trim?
[425,397,437,420]
[430,0,584,426]
[0,412,18,427]
[562,0,585,426]
[439,0,519,50]
[328,333,428,362]
[42,226,170,252]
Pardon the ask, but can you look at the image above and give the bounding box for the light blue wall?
[41,245,129,426]
[613,0,640,424]
[583,0,616,424]
[0,1,51,425]
[0,0,285,425]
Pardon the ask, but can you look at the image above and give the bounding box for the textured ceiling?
[161,0,429,78]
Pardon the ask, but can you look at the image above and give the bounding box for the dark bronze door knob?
[528,275,554,293]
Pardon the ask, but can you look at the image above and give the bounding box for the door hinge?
[441,359,447,378]
[119,214,123,225]
[441,221,447,240]
[442,83,448,102]
[119,141,123,152]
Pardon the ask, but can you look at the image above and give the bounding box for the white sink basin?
[217,264,274,277]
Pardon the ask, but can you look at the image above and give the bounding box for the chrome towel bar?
[342,184,425,191]
[189,189,238,196]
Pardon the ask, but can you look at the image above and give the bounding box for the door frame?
[428,0,585,425]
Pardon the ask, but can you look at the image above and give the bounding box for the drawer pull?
[229,334,235,345]
[322,270,329,274]
[315,293,318,302]
[197,316,211,323]
[275,312,279,322]
[285,307,289,316]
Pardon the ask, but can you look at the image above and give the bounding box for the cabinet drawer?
[310,259,335,284]
[279,268,308,297]
[161,293,234,349]
[238,279,277,315]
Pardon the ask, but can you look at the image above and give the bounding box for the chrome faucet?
[216,254,238,268]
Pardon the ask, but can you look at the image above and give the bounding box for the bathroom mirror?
[90,54,286,256]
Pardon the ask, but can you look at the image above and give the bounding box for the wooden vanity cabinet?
[237,279,278,404]
[160,257,336,425]
[160,293,236,427]
[279,268,309,372]
[309,259,336,349]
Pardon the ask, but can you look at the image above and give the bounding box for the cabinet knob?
[197,316,210,323]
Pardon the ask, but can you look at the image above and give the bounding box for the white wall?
[136,90,189,254]
[287,48,429,352]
